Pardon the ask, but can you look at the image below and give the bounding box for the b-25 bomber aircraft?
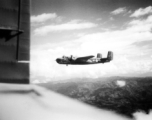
[56,51,113,66]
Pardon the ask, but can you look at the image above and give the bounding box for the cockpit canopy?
[62,56,69,60]
[62,55,76,60]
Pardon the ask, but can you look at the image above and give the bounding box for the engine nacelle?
[97,53,102,59]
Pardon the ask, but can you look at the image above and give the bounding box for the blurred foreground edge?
[0,83,131,120]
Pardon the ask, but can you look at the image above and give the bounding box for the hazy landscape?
[38,76,152,118]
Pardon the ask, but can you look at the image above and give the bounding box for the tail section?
[107,51,113,61]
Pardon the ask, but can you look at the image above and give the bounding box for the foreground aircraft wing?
[0,83,130,120]
[75,55,94,61]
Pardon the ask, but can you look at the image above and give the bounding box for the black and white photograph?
[0,0,152,120]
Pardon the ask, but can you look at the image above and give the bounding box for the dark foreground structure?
[0,0,30,84]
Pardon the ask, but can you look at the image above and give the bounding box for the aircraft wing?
[0,83,130,120]
[75,55,94,61]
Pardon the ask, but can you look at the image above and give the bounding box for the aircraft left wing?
[75,55,94,61]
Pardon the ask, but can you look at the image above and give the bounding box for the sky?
[30,0,152,83]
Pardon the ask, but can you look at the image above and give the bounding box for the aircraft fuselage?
[56,58,110,65]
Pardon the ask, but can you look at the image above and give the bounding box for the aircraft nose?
[56,58,61,63]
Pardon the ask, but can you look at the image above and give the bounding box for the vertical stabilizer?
[107,51,113,61]
[97,53,102,59]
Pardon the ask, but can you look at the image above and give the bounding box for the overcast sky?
[30,0,152,83]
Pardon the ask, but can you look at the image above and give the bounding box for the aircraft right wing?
[75,55,94,61]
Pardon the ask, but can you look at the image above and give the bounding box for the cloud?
[34,20,97,35]
[110,17,114,21]
[31,39,152,82]
[31,12,152,82]
[116,80,126,87]
[31,13,57,23]
[32,79,41,84]
[129,16,152,25]
[133,111,152,120]
[127,15,152,33]
[130,6,152,17]
[111,7,127,15]
[96,18,102,21]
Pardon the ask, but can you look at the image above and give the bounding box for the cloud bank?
[31,13,57,23]
[34,20,97,35]
[111,7,127,15]
[31,6,152,82]
[130,6,152,17]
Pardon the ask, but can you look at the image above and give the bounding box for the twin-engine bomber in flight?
[56,51,113,66]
